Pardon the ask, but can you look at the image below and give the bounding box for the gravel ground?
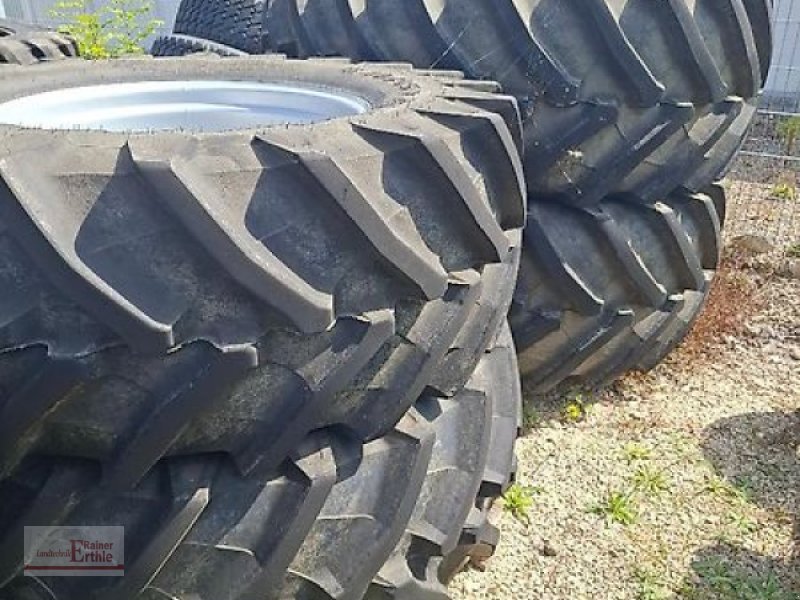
[452,182,800,599]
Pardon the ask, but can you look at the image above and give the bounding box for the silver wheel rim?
[0,80,370,132]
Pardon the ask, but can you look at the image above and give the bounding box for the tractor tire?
[0,323,521,599]
[510,185,723,393]
[161,0,772,205]
[150,33,249,57]
[156,0,767,388]
[0,55,524,510]
[0,18,78,65]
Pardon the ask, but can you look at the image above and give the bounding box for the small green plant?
[726,511,758,535]
[731,477,754,503]
[688,558,795,600]
[704,476,752,504]
[634,568,670,600]
[704,476,728,497]
[589,490,637,525]
[623,441,653,463]
[777,116,800,155]
[50,0,162,59]
[787,243,800,258]
[632,465,670,497]
[502,483,536,522]
[770,182,796,201]
[562,392,593,423]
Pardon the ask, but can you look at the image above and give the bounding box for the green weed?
[687,558,796,600]
[589,490,638,525]
[727,511,758,535]
[50,0,162,59]
[777,116,800,155]
[704,476,752,504]
[634,568,670,600]
[502,483,536,522]
[563,392,593,423]
[770,183,796,201]
[632,465,670,497]
[623,441,653,463]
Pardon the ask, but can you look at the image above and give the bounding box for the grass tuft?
[589,490,638,526]
[562,392,593,423]
[632,465,670,497]
[634,568,670,600]
[502,483,536,523]
[770,182,796,201]
[623,441,653,463]
[684,558,796,600]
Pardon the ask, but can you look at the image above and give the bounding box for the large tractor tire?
[1,325,522,599]
[510,186,723,393]
[0,18,78,65]
[160,0,772,205]
[0,55,525,597]
[156,0,770,391]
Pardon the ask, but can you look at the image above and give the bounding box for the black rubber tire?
[155,0,767,389]
[510,185,724,393]
[161,0,772,206]
[0,324,521,599]
[0,56,524,492]
[171,0,267,54]
[0,18,78,64]
[150,33,249,56]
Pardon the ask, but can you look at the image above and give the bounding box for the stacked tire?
[0,18,77,64]
[0,57,525,598]
[0,2,772,598]
[154,0,772,393]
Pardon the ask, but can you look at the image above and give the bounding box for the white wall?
[0,0,179,40]
[764,0,800,109]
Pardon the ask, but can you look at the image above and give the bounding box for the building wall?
[0,0,179,39]
[765,0,800,110]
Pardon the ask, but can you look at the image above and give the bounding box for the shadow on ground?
[683,410,799,598]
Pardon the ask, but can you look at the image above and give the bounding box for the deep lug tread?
[588,209,668,307]
[576,103,695,206]
[130,141,337,334]
[649,203,706,291]
[0,19,77,64]
[524,101,618,175]
[297,0,373,60]
[114,488,210,599]
[525,206,604,316]
[584,0,665,107]
[0,58,525,544]
[367,325,521,598]
[252,135,449,300]
[1,330,521,599]
[102,346,258,491]
[665,0,729,103]
[151,34,249,56]
[0,358,85,477]
[511,187,724,393]
[0,153,176,354]
[528,308,634,394]
[0,461,96,586]
[351,117,510,263]
[414,101,527,231]
[169,0,771,205]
